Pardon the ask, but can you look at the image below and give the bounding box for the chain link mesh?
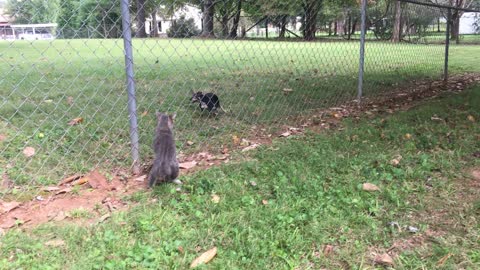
[0,0,479,199]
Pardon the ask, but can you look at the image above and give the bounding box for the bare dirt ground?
[1,73,479,231]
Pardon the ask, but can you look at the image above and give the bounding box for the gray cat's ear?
[155,111,162,119]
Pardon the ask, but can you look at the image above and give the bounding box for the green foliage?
[77,0,122,38]
[6,0,60,24]
[167,15,200,38]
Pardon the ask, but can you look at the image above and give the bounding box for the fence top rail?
[399,0,480,13]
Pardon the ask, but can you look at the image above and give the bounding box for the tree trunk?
[334,20,337,35]
[221,14,229,37]
[136,0,147,38]
[241,25,246,38]
[229,0,242,38]
[350,18,357,36]
[437,17,440,32]
[391,0,402,42]
[151,11,159,37]
[303,0,320,41]
[266,18,269,39]
[201,0,215,38]
[451,12,460,44]
[278,15,287,38]
[346,13,352,40]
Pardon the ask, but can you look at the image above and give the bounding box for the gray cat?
[148,112,180,188]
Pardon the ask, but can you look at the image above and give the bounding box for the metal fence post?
[120,0,141,175]
[444,8,451,82]
[357,0,367,103]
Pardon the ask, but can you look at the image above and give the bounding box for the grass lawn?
[1,82,479,269]
[0,38,479,189]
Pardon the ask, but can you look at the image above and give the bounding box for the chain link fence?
[0,0,479,198]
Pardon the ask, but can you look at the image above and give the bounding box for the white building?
[459,12,479,34]
[145,5,202,37]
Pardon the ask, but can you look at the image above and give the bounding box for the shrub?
[167,15,200,38]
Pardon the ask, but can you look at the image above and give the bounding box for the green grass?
[0,38,479,188]
[1,83,479,269]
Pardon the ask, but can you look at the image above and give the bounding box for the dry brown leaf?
[55,187,72,195]
[333,113,342,119]
[72,177,89,186]
[60,174,83,185]
[187,141,195,146]
[23,147,35,157]
[404,133,412,140]
[45,239,65,247]
[42,186,60,192]
[283,88,293,93]
[374,253,394,266]
[52,211,67,222]
[134,175,146,182]
[98,213,111,223]
[279,131,291,137]
[141,110,148,117]
[68,117,83,126]
[323,245,334,257]
[362,183,381,192]
[0,201,21,214]
[179,161,197,170]
[240,139,250,147]
[190,247,217,268]
[178,246,184,254]
[211,194,220,204]
[390,155,403,166]
[214,154,228,160]
[436,253,453,267]
[66,96,74,105]
[0,133,6,142]
[261,199,268,205]
[467,115,475,122]
[241,144,260,152]
[232,135,240,145]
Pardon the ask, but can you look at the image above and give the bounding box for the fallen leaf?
[467,115,475,122]
[68,117,83,126]
[52,211,67,222]
[404,133,412,140]
[0,201,21,214]
[190,247,217,268]
[283,88,293,93]
[72,177,89,186]
[211,194,220,203]
[45,239,65,247]
[333,113,342,119]
[362,183,380,192]
[23,147,35,157]
[141,110,148,117]
[289,127,301,132]
[241,144,260,152]
[214,154,228,160]
[187,141,194,146]
[436,253,453,267]
[374,253,394,266]
[36,196,44,201]
[390,155,402,166]
[134,175,146,182]
[250,181,257,187]
[98,213,111,223]
[232,135,240,145]
[179,161,197,170]
[66,96,74,105]
[323,245,334,257]
[431,115,443,121]
[59,174,83,185]
[178,246,184,254]
[279,131,291,137]
[0,133,6,142]
[55,187,72,195]
[240,139,250,147]
[42,187,60,192]
[261,199,268,205]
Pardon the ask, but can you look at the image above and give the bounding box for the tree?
[167,15,200,37]
[57,0,81,38]
[136,0,147,37]
[78,0,122,38]
[6,0,60,24]
[303,0,322,40]
[391,0,402,42]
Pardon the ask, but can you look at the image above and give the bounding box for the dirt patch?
[1,73,480,231]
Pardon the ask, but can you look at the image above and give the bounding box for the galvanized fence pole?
[444,8,451,82]
[120,0,141,175]
[357,0,368,103]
